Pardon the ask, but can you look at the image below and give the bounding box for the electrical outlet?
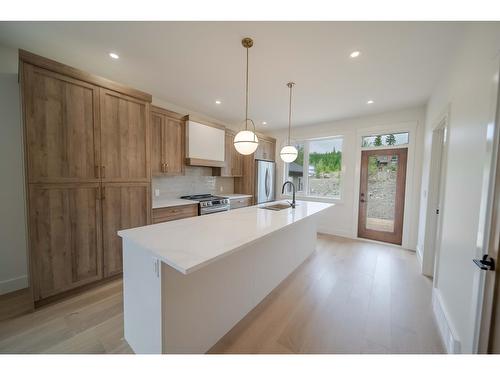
[154,189,160,197]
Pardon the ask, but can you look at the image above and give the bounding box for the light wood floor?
[0,235,444,354]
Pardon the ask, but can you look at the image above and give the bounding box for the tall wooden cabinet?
[20,50,152,302]
[150,106,185,175]
[28,183,103,300]
[216,129,243,177]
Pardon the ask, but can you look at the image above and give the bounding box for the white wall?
[267,106,426,250]
[418,23,500,353]
[0,45,29,295]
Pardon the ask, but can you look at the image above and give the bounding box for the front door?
[358,148,408,245]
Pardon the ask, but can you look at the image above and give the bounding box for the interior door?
[358,148,408,245]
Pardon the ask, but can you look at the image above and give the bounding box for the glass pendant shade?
[280,145,298,163]
[234,130,259,155]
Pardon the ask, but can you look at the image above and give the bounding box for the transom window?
[361,132,409,148]
[284,137,343,200]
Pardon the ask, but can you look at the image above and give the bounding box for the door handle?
[264,169,269,197]
[473,255,495,271]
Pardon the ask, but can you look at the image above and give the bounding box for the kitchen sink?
[260,203,294,211]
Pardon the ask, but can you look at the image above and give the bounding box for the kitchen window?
[284,137,343,200]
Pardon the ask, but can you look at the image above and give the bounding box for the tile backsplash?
[152,166,234,199]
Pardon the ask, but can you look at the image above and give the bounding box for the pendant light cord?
[245,45,249,130]
[287,82,294,145]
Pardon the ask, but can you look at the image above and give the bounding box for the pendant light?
[234,37,259,155]
[280,82,298,163]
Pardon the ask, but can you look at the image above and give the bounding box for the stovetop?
[180,194,227,202]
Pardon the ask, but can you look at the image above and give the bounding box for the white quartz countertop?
[222,194,253,200]
[152,198,198,209]
[119,200,333,275]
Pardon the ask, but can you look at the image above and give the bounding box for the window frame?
[283,135,344,203]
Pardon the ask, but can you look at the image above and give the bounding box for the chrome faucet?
[282,181,296,208]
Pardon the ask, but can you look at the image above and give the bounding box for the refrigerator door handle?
[264,168,270,198]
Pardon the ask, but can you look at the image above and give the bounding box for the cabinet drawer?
[152,204,198,223]
[229,197,253,210]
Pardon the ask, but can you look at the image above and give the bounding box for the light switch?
[154,189,160,197]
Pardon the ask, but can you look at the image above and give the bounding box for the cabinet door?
[23,64,100,183]
[260,139,276,161]
[100,89,150,182]
[231,139,243,176]
[29,183,102,300]
[164,116,184,175]
[102,183,150,277]
[151,111,164,175]
[219,131,233,176]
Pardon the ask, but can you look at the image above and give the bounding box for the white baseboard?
[416,244,424,272]
[432,288,461,353]
[0,275,29,295]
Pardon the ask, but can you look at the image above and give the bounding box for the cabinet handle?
[161,163,165,173]
[102,187,106,200]
[95,165,100,178]
[101,165,106,178]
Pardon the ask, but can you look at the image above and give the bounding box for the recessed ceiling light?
[367,100,374,104]
[262,121,267,125]
[109,52,119,59]
[350,51,361,58]
[215,100,221,105]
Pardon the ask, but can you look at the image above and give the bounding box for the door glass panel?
[365,154,399,232]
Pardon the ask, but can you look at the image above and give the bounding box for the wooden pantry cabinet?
[28,183,103,300]
[102,183,150,277]
[215,129,243,177]
[20,50,152,302]
[23,64,101,183]
[151,106,185,175]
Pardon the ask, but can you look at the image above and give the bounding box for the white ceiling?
[0,22,464,129]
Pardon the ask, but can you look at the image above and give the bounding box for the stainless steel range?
[180,194,230,216]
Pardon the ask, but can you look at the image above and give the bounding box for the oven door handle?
[200,206,229,215]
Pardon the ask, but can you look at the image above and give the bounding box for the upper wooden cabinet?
[100,89,150,182]
[23,64,100,183]
[217,130,243,177]
[29,183,103,300]
[151,106,185,175]
[255,137,276,161]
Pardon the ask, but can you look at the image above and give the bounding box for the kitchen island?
[118,200,333,354]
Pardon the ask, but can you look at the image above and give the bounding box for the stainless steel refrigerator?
[255,160,276,204]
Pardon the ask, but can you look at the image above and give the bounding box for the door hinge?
[473,255,495,271]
